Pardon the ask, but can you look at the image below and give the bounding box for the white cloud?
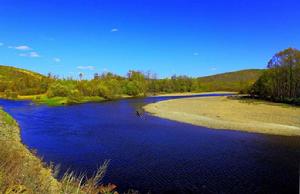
[0,43,3,46]
[13,45,32,50]
[53,57,61,62]
[19,53,27,57]
[193,52,199,56]
[210,67,217,71]
[77,66,95,70]
[111,28,118,32]
[19,51,40,58]
[102,68,109,72]
[30,52,40,57]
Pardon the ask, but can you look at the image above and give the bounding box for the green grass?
[0,109,16,126]
[2,92,108,106]
[32,95,106,106]
[34,96,68,106]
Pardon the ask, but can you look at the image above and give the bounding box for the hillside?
[0,65,49,96]
[197,69,265,92]
[0,65,45,81]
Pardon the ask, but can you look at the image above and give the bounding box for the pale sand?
[151,91,237,97]
[144,96,300,136]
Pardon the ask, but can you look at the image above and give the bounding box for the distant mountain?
[197,69,265,92]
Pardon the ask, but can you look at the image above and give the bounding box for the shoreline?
[150,91,237,97]
[0,108,117,193]
[0,94,132,106]
[0,108,61,193]
[144,96,300,136]
[0,91,236,106]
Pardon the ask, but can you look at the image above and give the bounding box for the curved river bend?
[1,94,300,194]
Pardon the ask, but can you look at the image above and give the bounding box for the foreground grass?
[144,96,300,136]
[0,108,119,193]
[0,108,61,193]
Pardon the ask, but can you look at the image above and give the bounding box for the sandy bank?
[144,96,300,136]
[151,91,237,97]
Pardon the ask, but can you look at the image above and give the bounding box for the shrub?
[4,89,18,99]
[67,89,83,104]
[47,82,70,97]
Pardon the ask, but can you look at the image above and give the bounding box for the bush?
[67,89,83,104]
[124,81,145,96]
[47,82,70,97]
[4,89,18,99]
[99,84,110,98]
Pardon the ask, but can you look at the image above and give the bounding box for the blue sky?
[0,0,300,79]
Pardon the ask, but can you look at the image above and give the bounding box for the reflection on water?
[1,94,300,194]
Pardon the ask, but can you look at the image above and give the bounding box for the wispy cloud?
[102,68,109,72]
[19,51,40,58]
[77,66,95,70]
[111,28,119,32]
[0,43,3,46]
[10,45,32,50]
[193,52,199,56]
[210,67,217,71]
[53,57,61,62]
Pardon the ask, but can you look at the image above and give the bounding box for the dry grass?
[60,160,118,194]
[0,109,60,193]
[144,96,300,136]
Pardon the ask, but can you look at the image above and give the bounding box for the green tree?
[125,71,147,96]
[251,48,300,103]
[47,82,70,97]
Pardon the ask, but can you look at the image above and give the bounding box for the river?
[1,94,299,193]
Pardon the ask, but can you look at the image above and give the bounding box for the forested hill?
[196,69,264,92]
[0,65,49,96]
[0,65,264,104]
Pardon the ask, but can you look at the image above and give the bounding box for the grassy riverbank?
[0,93,112,106]
[0,108,61,193]
[144,96,300,136]
[1,92,233,106]
[0,109,118,193]
[17,94,106,106]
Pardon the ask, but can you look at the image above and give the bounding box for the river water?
[1,94,299,193]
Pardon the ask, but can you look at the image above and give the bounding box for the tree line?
[1,66,263,102]
[2,70,255,100]
[250,48,300,104]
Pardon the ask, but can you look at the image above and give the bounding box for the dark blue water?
[1,94,300,194]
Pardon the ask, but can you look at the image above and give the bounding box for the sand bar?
[144,96,300,136]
